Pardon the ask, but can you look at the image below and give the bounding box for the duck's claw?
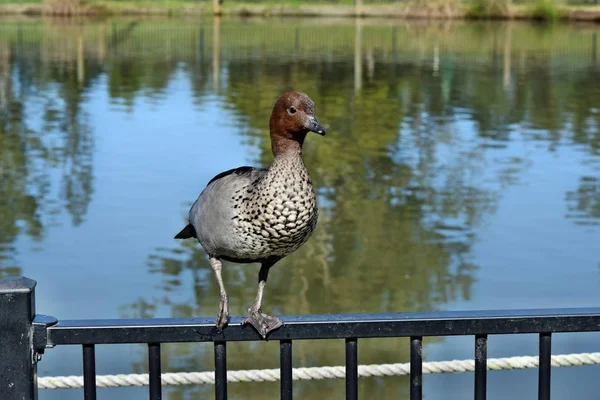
[215,294,230,331]
[242,309,283,339]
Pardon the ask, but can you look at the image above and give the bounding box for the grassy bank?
[0,0,599,21]
[1,17,597,63]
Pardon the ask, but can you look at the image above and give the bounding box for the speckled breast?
[231,158,318,259]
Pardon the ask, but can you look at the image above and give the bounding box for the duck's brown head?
[269,91,325,156]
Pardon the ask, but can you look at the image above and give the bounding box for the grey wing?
[189,166,267,256]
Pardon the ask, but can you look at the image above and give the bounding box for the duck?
[174,91,326,338]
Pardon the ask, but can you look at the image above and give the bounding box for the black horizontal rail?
[4,276,600,400]
[44,308,600,345]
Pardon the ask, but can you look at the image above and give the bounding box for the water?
[1,17,599,399]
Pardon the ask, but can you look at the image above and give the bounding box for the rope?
[38,352,600,390]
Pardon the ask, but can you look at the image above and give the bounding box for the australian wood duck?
[175,91,325,337]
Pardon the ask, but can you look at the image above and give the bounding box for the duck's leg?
[242,262,283,338]
[209,257,229,330]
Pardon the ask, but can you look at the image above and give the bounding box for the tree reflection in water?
[1,18,599,399]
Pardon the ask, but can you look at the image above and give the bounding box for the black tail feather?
[174,223,196,239]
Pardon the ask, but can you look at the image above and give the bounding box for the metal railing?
[2,276,600,400]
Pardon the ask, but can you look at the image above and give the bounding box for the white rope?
[38,352,600,390]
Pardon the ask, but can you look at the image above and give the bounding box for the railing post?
[0,276,38,400]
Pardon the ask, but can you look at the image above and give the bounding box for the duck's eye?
[288,106,297,115]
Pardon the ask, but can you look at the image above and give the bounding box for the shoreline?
[0,3,600,22]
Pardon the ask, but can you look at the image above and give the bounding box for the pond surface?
[1,16,599,400]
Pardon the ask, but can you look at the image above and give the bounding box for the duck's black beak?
[306,116,326,136]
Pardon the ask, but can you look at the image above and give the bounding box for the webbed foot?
[242,308,283,339]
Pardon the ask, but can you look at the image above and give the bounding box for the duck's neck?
[270,132,306,159]
[268,135,309,178]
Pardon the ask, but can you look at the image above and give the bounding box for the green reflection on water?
[1,17,600,399]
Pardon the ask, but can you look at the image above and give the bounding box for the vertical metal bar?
[410,336,423,400]
[83,344,97,400]
[149,343,162,400]
[345,338,358,400]
[280,340,293,400]
[0,277,38,400]
[474,334,488,400]
[214,341,227,400]
[538,333,552,400]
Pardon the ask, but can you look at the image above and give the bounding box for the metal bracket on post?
[32,314,59,363]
